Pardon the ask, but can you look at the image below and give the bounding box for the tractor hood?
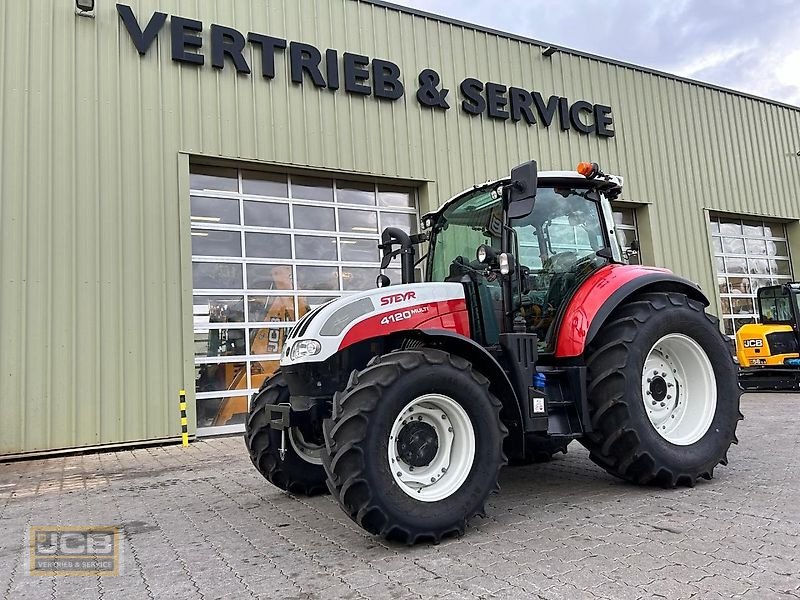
[280,282,467,366]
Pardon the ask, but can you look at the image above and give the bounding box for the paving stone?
[593,581,646,600]
[704,558,758,580]
[737,587,795,600]
[744,568,800,595]
[640,578,699,599]
[542,582,598,600]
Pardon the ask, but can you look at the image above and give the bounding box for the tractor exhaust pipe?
[379,227,415,284]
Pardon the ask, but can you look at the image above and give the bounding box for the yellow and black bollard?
[179,390,189,447]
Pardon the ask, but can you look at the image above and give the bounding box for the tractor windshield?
[428,183,610,348]
[429,184,607,279]
[428,187,504,280]
[512,187,609,345]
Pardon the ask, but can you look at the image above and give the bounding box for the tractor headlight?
[499,253,511,275]
[289,339,322,360]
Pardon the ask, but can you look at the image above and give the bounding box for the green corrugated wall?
[1,0,799,454]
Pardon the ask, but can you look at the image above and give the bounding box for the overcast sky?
[392,0,800,107]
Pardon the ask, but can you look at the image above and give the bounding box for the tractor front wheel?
[583,293,742,487]
[244,372,328,495]
[322,349,506,544]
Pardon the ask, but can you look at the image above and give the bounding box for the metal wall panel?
[1,0,799,454]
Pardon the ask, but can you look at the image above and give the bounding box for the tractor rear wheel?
[582,293,742,487]
[322,349,506,544]
[244,372,328,495]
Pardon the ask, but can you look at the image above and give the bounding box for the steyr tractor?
[245,160,742,544]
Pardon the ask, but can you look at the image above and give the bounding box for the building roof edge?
[359,0,800,113]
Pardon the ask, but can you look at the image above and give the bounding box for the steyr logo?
[743,339,763,348]
[380,291,416,306]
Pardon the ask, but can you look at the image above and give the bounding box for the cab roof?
[422,171,623,222]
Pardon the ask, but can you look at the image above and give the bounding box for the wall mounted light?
[76,0,95,15]
[542,46,558,57]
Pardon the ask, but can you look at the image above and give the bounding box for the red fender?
[554,264,677,358]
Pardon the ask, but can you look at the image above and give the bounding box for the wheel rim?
[288,427,324,465]
[388,394,475,502]
[641,333,717,446]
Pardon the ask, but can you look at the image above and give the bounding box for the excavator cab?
[736,283,800,389]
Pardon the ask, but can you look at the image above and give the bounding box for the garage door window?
[612,206,640,265]
[710,216,792,335]
[190,166,418,433]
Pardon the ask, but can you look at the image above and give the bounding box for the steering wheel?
[543,251,578,273]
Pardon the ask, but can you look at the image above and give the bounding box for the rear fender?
[555,264,709,358]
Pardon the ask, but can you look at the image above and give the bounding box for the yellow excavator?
[211,265,304,426]
[735,282,800,390]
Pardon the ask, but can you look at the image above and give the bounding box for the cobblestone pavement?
[1,393,799,599]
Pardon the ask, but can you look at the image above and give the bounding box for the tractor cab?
[422,163,624,352]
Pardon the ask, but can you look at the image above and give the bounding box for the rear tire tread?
[583,292,743,488]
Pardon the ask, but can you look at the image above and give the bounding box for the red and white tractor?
[245,160,742,544]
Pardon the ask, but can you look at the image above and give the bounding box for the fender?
[555,264,709,358]
[407,329,526,460]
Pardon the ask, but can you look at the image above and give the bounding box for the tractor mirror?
[508,197,534,219]
[508,160,538,219]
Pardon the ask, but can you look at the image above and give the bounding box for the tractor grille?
[766,331,799,355]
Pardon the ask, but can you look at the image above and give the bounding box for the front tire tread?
[322,348,506,544]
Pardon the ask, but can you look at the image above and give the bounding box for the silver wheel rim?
[288,428,324,465]
[641,333,717,446]
[388,394,476,502]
